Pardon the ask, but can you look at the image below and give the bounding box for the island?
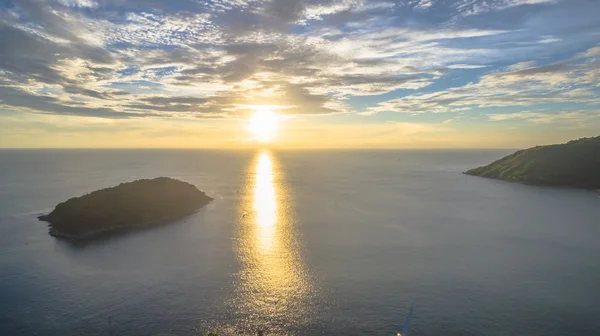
[38,177,213,239]
[464,136,600,189]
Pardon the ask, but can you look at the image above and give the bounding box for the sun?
[248,106,279,142]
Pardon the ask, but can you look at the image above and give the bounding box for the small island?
[39,177,213,239]
[465,136,600,189]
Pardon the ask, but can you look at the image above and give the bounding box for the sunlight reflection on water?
[254,152,276,251]
[227,150,314,335]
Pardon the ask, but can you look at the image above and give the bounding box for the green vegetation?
[465,136,600,189]
[39,177,212,238]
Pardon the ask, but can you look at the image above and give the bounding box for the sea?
[0,149,599,336]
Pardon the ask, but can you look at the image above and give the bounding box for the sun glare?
[248,107,279,142]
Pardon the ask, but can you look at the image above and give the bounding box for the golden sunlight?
[253,151,277,248]
[228,150,313,332]
[247,106,279,142]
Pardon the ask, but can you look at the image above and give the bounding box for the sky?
[0,0,599,148]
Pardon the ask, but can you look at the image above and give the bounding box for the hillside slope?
[465,137,600,189]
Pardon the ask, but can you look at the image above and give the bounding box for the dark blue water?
[1,149,599,335]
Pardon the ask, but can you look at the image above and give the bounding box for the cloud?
[0,86,141,118]
[447,64,488,69]
[368,51,600,115]
[0,0,598,129]
[579,46,600,58]
[454,0,557,16]
[1,0,513,119]
[57,0,98,8]
[413,0,434,10]
[0,21,115,84]
[538,37,561,44]
[505,61,536,71]
[108,12,219,46]
[489,110,600,125]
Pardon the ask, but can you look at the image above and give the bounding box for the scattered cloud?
[0,0,598,148]
[505,61,537,72]
[368,50,600,115]
[57,0,98,8]
[579,46,600,58]
[489,110,600,126]
[0,0,524,120]
[447,64,488,69]
[455,0,557,16]
[413,0,434,10]
[538,36,561,44]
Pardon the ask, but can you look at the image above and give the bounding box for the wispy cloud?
[368,46,600,115]
[455,0,558,16]
[489,110,600,127]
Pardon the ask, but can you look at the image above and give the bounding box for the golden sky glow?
[1,111,599,149]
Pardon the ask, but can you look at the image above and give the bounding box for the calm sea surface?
[1,149,599,336]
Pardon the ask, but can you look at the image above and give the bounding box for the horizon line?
[0,147,518,151]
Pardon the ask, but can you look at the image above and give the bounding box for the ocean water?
[1,149,599,336]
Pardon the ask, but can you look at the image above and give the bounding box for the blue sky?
[0,0,599,148]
